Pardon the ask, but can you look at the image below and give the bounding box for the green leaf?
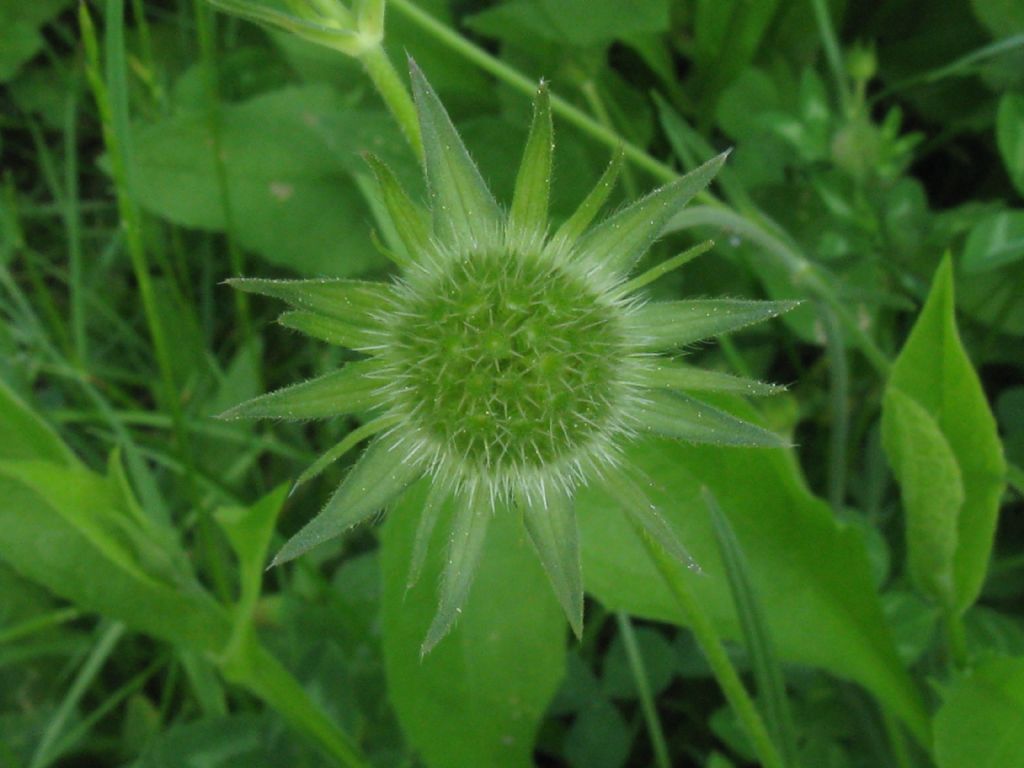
[998,94,1024,198]
[409,59,502,246]
[0,377,76,465]
[577,152,727,276]
[963,210,1024,273]
[635,391,788,447]
[421,494,492,655]
[632,299,798,350]
[364,153,429,265]
[214,486,289,658]
[271,438,422,567]
[225,278,393,323]
[888,255,1006,612]
[509,82,553,240]
[638,361,784,397]
[881,388,963,607]
[277,310,378,349]
[576,405,929,742]
[217,360,380,420]
[380,480,565,768]
[706,489,799,767]
[0,0,70,82]
[552,150,622,247]
[934,655,1024,768]
[538,0,669,47]
[130,86,393,276]
[521,487,583,638]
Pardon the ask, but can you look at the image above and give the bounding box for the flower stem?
[359,43,424,162]
[615,612,672,768]
[628,516,787,768]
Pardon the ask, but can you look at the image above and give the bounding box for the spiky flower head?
[223,61,793,653]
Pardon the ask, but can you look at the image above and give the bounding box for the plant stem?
[628,517,786,768]
[810,0,852,114]
[944,608,969,670]
[615,612,672,768]
[360,43,424,161]
[821,304,849,513]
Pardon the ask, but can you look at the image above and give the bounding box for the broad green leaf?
[509,82,553,240]
[0,377,76,465]
[998,94,1024,197]
[130,86,394,276]
[882,388,963,607]
[577,152,727,276]
[934,655,1024,768]
[635,391,787,447]
[888,255,1006,612]
[521,487,583,638]
[638,360,784,397]
[422,495,492,655]
[576,400,929,743]
[0,0,70,82]
[632,299,797,350]
[272,437,422,566]
[409,59,501,246]
[380,481,565,768]
[217,360,381,420]
[277,310,378,349]
[0,461,229,651]
[0,460,365,764]
[963,211,1024,273]
[225,278,393,323]
[538,0,669,47]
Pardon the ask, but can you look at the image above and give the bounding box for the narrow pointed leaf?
[638,360,785,397]
[604,469,699,572]
[226,278,392,324]
[422,497,491,655]
[522,488,583,638]
[553,150,622,247]
[577,151,727,275]
[633,299,798,350]
[705,488,800,767]
[364,153,430,264]
[278,310,380,349]
[272,438,421,566]
[406,481,450,591]
[636,391,787,447]
[409,58,501,245]
[509,82,553,238]
[293,414,400,491]
[218,360,381,420]
[617,240,715,295]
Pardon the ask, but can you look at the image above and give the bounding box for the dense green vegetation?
[1,1,1023,766]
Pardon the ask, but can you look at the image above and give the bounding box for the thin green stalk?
[580,80,638,199]
[0,608,82,645]
[881,708,913,768]
[821,304,849,512]
[360,44,423,161]
[194,0,252,341]
[615,612,672,768]
[627,516,786,768]
[810,0,852,114]
[63,80,87,364]
[30,622,126,768]
[944,609,968,670]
